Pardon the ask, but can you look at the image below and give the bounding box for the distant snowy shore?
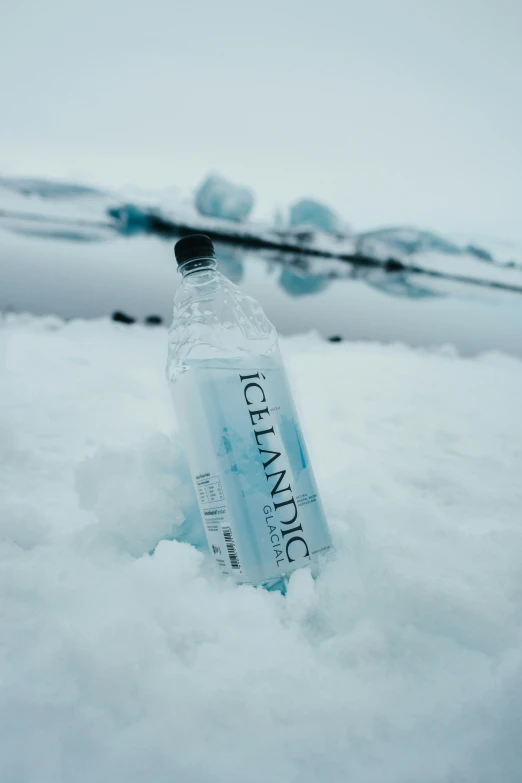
[2,175,522,293]
[2,315,522,782]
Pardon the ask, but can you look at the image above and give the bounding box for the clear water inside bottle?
[167,251,331,587]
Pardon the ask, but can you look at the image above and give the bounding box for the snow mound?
[194,173,254,222]
[290,198,341,234]
[1,316,522,782]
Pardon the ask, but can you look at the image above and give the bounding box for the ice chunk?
[289,198,341,234]
[107,203,153,235]
[194,174,254,221]
[358,227,462,256]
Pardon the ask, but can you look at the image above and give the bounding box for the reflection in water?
[261,249,445,300]
[214,245,335,296]
[0,210,465,303]
[354,268,443,299]
[278,266,331,297]
[2,214,522,358]
[0,214,113,244]
[214,244,244,284]
[262,250,333,297]
[6,226,108,243]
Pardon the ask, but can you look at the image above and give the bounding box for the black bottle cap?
[174,234,216,265]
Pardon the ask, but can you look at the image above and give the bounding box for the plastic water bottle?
[167,234,331,589]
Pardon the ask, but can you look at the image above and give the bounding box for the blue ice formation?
[107,204,153,235]
[358,228,461,256]
[194,174,254,222]
[289,199,340,234]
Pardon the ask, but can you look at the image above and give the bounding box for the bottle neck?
[178,256,217,278]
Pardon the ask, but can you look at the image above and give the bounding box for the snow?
[448,233,522,268]
[2,315,522,781]
[357,234,522,289]
[194,174,254,222]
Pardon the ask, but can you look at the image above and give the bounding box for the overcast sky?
[1,0,520,236]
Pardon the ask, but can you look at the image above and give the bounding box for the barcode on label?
[222,526,241,570]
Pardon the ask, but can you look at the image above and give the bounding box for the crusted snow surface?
[1,316,522,782]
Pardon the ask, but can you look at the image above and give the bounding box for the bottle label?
[174,360,331,585]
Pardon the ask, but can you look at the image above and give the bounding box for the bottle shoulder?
[167,270,278,380]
